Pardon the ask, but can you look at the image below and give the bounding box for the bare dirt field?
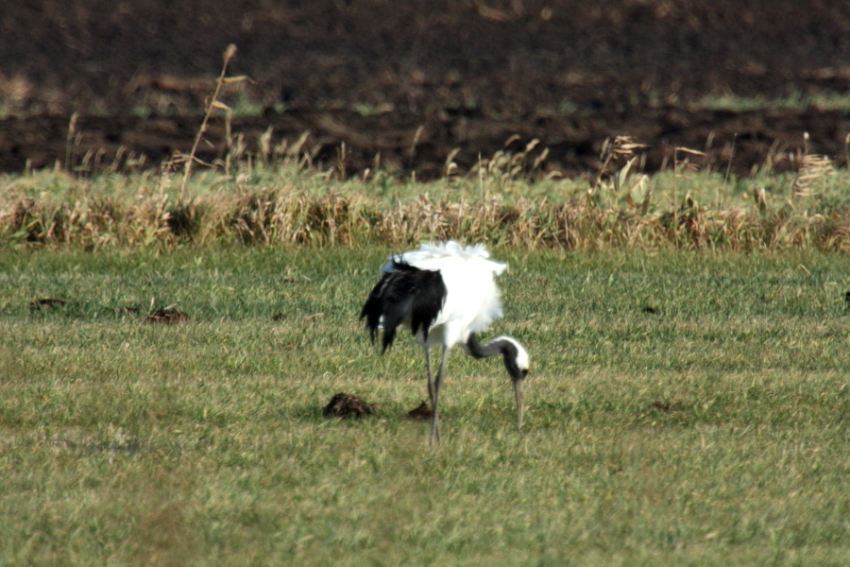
[2,0,850,179]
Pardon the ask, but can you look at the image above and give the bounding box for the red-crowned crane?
[360,241,529,444]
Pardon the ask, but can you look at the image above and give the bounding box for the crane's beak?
[513,378,524,428]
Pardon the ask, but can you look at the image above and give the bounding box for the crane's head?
[497,336,529,382]
[497,336,528,428]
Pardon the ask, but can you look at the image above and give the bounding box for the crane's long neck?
[466,334,527,372]
[465,333,506,359]
[465,333,528,427]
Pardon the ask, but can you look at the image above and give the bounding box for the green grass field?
[2,245,850,566]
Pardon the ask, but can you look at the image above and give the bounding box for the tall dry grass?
[2,154,849,251]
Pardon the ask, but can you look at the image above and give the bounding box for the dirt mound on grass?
[323,393,377,418]
[145,307,190,324]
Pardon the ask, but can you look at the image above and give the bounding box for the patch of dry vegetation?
[2,146,849,252]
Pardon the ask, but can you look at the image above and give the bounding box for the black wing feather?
[360,261,447,352]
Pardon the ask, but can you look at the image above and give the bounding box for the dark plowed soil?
[3,1,850,179]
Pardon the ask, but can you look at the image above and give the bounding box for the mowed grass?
[2,246,850,566]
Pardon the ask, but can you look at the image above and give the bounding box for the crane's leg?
[424,345,440,445]
[424,346,434,407]
[429,345,448,445]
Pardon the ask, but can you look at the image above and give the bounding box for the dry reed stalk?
[593,135,646,190]
[64,112,79,172]
[179,44,245,199]
[792,154,833,197]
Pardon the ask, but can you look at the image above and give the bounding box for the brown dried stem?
[179,44,239,200]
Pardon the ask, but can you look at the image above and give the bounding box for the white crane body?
[361,240,529,444]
